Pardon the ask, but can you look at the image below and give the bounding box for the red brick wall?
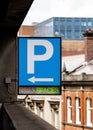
[62,87,93,130]
[62,124,92,130]
[62,40,85,56]
[62,37,93,62]
[84,37,93,61]
[19,26,34,36]
[63,125,82,130]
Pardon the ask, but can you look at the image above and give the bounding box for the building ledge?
[62,121,93,129]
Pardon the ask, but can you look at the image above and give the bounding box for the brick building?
[62,29,93,130]
[18,25,34,36]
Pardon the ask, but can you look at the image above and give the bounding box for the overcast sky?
[22,0,93,25]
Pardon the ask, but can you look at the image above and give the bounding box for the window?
[67,22,72,26]
[81,22,87,26]
[81,18,86,22]
[55,21,59,25]
[74,26,80,31]
[67,26,72,30]
[60,18,65,22]
[67,18,72,22]
[75,22,80,26]
[50,104,59,129]
[67,97,72,123]
[76,98,81,124]
[88,22,92,26]
[60,25,65,29]
[67,32,72,39]
[74,18,80,22]
[81,27,86,33]
[86,98,92,126]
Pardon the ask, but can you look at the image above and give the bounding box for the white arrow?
[28,76,54,83]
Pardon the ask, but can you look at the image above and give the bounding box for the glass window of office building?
[34,18,54,37]
[34,17,93,40]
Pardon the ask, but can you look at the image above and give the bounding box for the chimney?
[83,29,93,62]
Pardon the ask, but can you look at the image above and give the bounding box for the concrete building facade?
[24,95,62,130]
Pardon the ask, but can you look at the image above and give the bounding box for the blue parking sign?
[18,37,61,87]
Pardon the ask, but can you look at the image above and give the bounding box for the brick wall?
[62,87,93,130]
[19,26,34,36]
[62,40,85,56]
[84,37,93,61]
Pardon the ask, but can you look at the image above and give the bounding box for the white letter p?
[27,40,53,74]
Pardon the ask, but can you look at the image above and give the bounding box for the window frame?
[76,97,81,124]
[86,98,92,126]
[67,97,72,123]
